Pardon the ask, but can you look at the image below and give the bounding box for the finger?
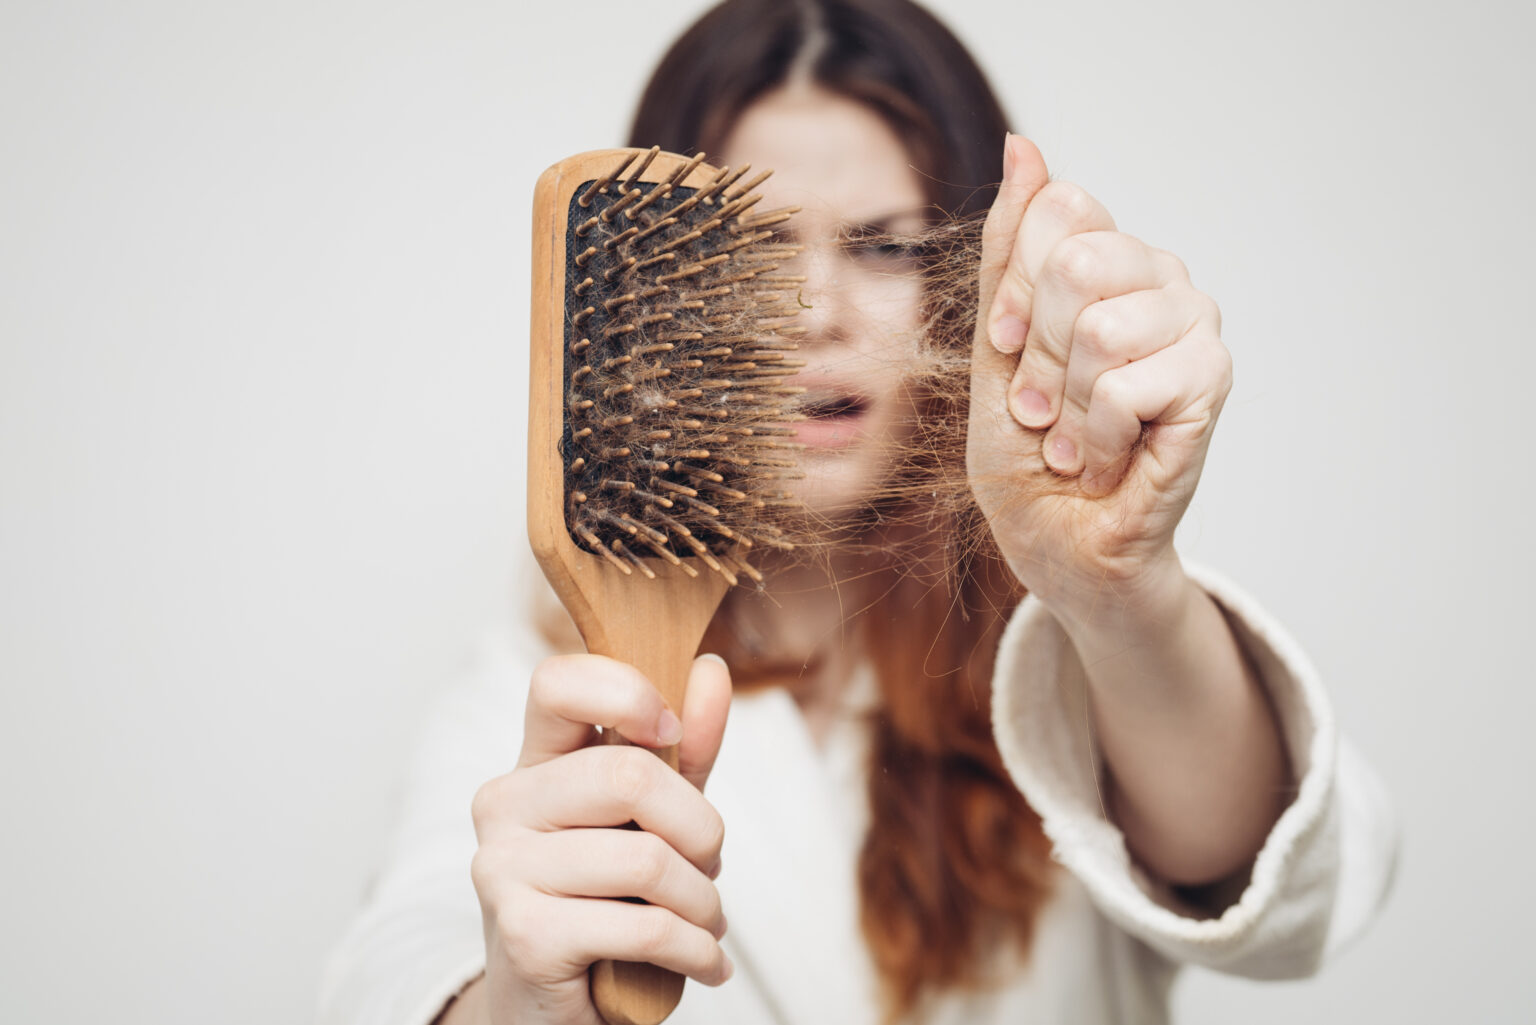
[519,654,681,769]
[514,745,726,871]
[496,894,733,988]
[978,134,1050,360]
[529,828,725,937]
[678,654,731,792]
[1013,237,1186,433]
[1040,282,1213,474]
[573,899,734,986]
[1076,334,1231,496]
[987,180,1115,361]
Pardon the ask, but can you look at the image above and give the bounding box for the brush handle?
[525,550,729,1025]
[584,614,700,1025]
[592,955,684,1025]
[591,722,685,1023]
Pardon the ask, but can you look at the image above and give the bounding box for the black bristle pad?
[561,164,802,577]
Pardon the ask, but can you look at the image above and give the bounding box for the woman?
[319,2,1396,1023]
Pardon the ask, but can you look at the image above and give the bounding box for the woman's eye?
[848,239,918,266]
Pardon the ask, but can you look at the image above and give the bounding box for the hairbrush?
[528,146,803,1025]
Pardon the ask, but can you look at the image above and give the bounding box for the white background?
[2,0,1532,1021]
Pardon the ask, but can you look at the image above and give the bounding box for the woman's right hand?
[457,653,735,1025]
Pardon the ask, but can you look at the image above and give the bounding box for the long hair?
[628,1,1055,1019]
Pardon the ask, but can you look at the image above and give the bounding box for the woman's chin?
[779,447,883,523]
[775,403,911,529]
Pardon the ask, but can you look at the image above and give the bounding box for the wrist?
[433,975,488,1025]
[1038,551,1194,654]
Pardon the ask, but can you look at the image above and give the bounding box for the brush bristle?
[562,147,807,585]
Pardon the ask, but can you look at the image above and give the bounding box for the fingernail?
[707,855,722,880]
[721,954,735,983]
[1003,132,1016,179]
[991,314,1027,354]
[1046,432,1077,473]
[1009,387,1050,427]
[715,913,729,938]
[697,653,727,669]
[656,709,683,746]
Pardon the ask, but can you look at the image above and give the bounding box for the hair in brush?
[527,146,807,1025]
[555,146,807,587]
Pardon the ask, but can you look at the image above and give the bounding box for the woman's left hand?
[967,138,1290,885]
[967,135,1231,627]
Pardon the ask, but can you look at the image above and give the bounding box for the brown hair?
[628,1,1054,1019]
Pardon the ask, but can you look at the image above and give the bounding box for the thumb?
[977,134,1049,361]
[678,653,732,792]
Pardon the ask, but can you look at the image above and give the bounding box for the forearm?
[1051,566,1290,887]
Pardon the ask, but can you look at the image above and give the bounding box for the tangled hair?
[626,1,1060,1019]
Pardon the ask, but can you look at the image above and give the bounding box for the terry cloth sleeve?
[316,621,542,1025]
[990,564,1398,979]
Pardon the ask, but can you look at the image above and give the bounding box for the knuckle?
[608,747,661,808]
[1168,281,1220,330]
[1201,294,1223,332]
[696,808,726,864]
[632,905,678,960]
[618,670,659,721]
[1162,279,1194,303]
[587,658,657,725]
[1074,304,1121,357]
[1154,247,1190,281]
[702,882,724,931]
[1091,370,1133,413]
[1048,234,1100,291]
[469,848,498,897]
[526,657,565,710]
[491,889,546,960]
[470,776,507,830]
[631,833,674,894]
[498,915,545,973]
[1042,180,1097,226]
[1214,342,1235,395]
[995,258,1033,311]
[1002,255,1032,289]
[471,838,536,908]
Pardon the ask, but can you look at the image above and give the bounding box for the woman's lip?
[789,377,871,449]
[793,413,867,449]
[791,401,870,449]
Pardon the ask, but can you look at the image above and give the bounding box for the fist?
[968,136,1231,615]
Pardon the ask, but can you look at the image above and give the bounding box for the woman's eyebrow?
[768,210,929,245]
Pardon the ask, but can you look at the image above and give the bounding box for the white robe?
[317,566,1397,1025]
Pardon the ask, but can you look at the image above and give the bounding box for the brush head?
[545,147,806,587]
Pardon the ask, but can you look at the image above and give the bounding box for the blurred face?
[718,85,928,518]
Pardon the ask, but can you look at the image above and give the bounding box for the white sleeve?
[990,565,1398,979]
[316,622,542,1025]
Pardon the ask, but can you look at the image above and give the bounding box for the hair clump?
[562,148,811,587]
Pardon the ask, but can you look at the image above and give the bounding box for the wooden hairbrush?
[528,146,803,1025]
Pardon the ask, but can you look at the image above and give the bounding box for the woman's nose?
[784,243,850,347]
